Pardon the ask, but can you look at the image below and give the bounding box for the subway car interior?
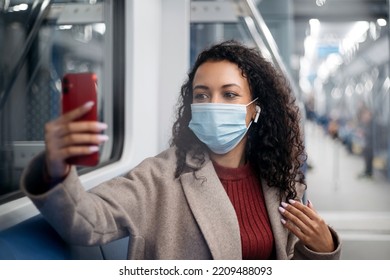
[0,0,389,260]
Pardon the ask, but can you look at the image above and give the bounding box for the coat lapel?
[261,179,289,259]
[180,159,242,260]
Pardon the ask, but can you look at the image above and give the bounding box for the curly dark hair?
[170,40,306,201]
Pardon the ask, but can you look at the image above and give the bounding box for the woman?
[21,41,341,259]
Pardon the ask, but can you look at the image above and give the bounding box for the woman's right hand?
[44,101,108,180]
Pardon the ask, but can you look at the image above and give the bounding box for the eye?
[224,91,238,99]
[193,93,209,102]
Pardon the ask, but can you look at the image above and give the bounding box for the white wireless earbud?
[254,105,261,123]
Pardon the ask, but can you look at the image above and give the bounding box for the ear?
[254,105,261,123]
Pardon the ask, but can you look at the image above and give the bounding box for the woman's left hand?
[279,199,335,253]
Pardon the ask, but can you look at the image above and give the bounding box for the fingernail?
[84,101,94,108]
[281,218,287,225]
[278,206,285,213]
[97,135,109,141]
[281,202,288,208]
[307,199,312,206]
[97,123,108,129]
[89,146,99,152]
[288,199,296,204]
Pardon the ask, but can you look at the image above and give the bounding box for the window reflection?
[0,0,117,203]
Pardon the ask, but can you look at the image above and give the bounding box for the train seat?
[0,214,129,260]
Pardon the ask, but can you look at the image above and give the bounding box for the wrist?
[42,163,69,186]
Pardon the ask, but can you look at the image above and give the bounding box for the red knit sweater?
[213,161,274,260]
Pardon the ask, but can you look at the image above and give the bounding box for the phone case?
[62,72,99,166]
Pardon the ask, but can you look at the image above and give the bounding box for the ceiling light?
[309,19,321,37]
[355,83,364,95]
[365,80,373,92]
[340,21,369,54]
[316,0,326,7]
[58,25,72,30]
[331,88,342,99]
[93,23,106,35]
[383,77,390,92]
[377,18,387,27]
[8,3,28,12]
[345,85,354,97]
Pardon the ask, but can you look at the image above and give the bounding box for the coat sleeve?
[20,152,172,246]
[292,227,342,260]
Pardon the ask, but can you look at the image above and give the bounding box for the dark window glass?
[0,0,125,204]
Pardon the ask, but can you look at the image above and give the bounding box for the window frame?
[0,0,125,205]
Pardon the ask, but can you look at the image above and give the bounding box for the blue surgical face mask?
[189,98,260,154]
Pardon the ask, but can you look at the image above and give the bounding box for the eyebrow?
[192,83,241,90]
[193,85,209,91]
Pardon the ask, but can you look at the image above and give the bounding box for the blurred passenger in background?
[21,41,341,260]
[327,118,339,140]
[304,96,317,123]
[358,106,374,178]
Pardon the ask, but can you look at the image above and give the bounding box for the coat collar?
[180,153,242,260]
[180,151,292,260]
[261,179,289,259]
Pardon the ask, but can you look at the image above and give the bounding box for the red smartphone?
[62,72,99,166]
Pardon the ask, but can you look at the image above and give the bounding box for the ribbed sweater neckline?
[211,160,253,181]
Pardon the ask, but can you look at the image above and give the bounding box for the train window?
[0,0,125,204]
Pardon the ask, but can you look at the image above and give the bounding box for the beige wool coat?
[21,148,341,260]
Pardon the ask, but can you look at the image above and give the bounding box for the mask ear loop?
[254,105,261,123]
